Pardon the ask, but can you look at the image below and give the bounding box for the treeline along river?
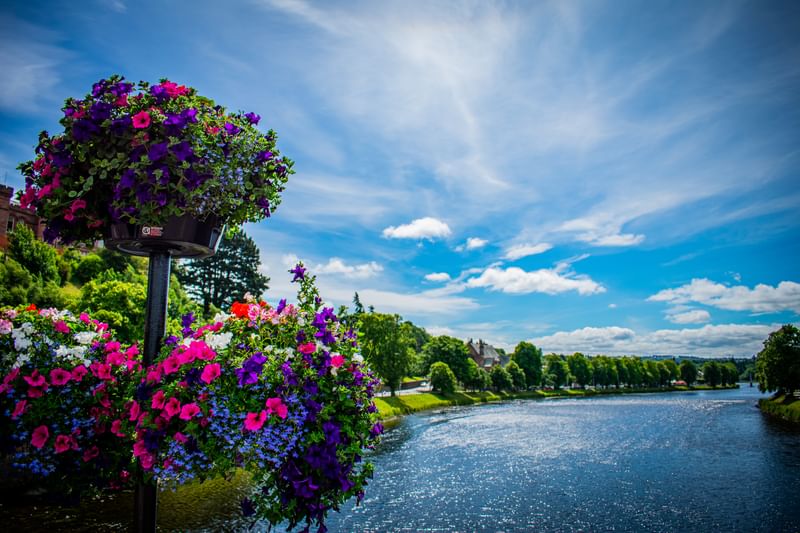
[314,386,799,532]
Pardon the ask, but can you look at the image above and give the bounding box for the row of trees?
[755,324,800,395]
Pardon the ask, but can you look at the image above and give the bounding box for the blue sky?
[1,0,798,357]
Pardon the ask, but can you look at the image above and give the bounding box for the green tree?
[506,360,527,391]
[680,359,698,385]
[662,359,680,383]
[78,276,147,343]
[403,321,431,354]
[429,362,457,393]
[421,336,471,384]
[644,360,661,387]
[7,224,59,284]
[545,354,570,389]
[703,360,721,388]
[657,361,671,387]
[352,292,364,315]
[512,341,543,388]
[72,254,107,284]
[567,352,592,388]
[615,358,630,388]
[755,325,800,394]
[176,230,269,316]
[359,313,413,396]
[490,365,513,392]
[0,256,34,306]
[462,358,484,391]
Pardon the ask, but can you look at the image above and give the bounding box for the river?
[317,386,799,532]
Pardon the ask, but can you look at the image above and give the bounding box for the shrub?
[430,362,457,393]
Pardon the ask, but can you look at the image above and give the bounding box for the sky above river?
[1,0,798,357]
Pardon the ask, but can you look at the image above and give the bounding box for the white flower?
[74,331,97,345]
[352,353,364,363]
[212,312,230,324]
[205,331,233,351]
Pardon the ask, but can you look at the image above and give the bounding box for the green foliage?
[662,359,680,382]
[756,325,800,394]
[429,362,457,393]
[175,230,269,317]
[506,360,527,390]
[461,358,484,391]
[78,277,147,343]
[421,335,471,384]
[567,352,592,388]
[512,341,543,388]
[403,320,431,354]
[7,224,60,284]
[680,359,698,385]
[359,313,413,396]
[545,354,570,389]
[703,360,721,387]
[490,365,513,392]
[0,257,34,306]
[72,254,107,284]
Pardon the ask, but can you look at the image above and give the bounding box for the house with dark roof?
[466,338,508,370]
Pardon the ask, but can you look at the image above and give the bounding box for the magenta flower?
[244,410,267,431]
[201,363,221,384]
[179,403,201,421]
[128,401,141,422]
[49,368,72,386]
[11,399,27,419]
[265,397,288,419]
[54,320,70,334]
[163,397,181,419]
[131,111,151,129]
[82,446,100,462]
[162,355,181,374]
[71,364,88,382]
[331,354,345,368]
[151,389,166,409]
[298,342,316,355]
[54,434,72,454]
[111,419,126,437]
[31,425,49,449]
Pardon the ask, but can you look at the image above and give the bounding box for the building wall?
[0,185,44,249]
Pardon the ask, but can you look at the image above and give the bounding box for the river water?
[319,386,799,532]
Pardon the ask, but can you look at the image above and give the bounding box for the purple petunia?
[224,122,241,136]
[171,141,194,162]
[290,264,306,282]
[148,142,169,162]
[244,112,260,125]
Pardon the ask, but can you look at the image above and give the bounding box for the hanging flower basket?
[104,213,224,258]
[17,75,293,245]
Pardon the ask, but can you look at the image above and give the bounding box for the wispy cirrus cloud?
[504,243,552,261]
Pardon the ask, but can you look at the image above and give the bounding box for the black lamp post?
[105,215,223,533]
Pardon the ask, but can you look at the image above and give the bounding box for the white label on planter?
[142,226,163,237]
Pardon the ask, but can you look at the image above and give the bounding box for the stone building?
[466,338,509,370]
[0,185,44,249]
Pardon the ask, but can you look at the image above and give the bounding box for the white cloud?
[649,279,800,314]
[667,309,711,324]
[356,288,478,316]
[608,303,617,309]
[382,217,452,240]
[425,272,451,282]
[590,233,646,247]
[532,323,777,357]
[504,242,553,260]
[455,237,488,252]
[314,258,383,279]
[466,266,605,296]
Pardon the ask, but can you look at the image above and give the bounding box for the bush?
[7,224,60,284]
[430,362,457,393]
[490,365,513,392]
[506,360,527,391]
[72,254,106,284]
[0,257,34,307]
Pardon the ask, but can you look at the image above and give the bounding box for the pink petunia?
[150,389,166,409]
[82,446,100,462]
[331,354,345,368]
[49,368,72,386]
[71,365,88,382]
[200,363,221,384]
[31,425,49,449]
[54,434,72,454]
[79,312,91,323]
[106,351,125,366]
[265,397,288,419]
[132,111,151,129]
[128,401,141,422]
[53,320,70,334]
[162,355,181,375]
[163,397,181,419]
[173,432,189,444]
[23,370,47,388]
[111,419,126,437]
[243,410,267,432]
[298,342,316,355]
[90,362,112,380]
[179,403,201,421]
[146,366,162,384]
[11,399,27,419]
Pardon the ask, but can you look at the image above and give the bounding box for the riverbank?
[758,394,800,424]
[373,384,739,419]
